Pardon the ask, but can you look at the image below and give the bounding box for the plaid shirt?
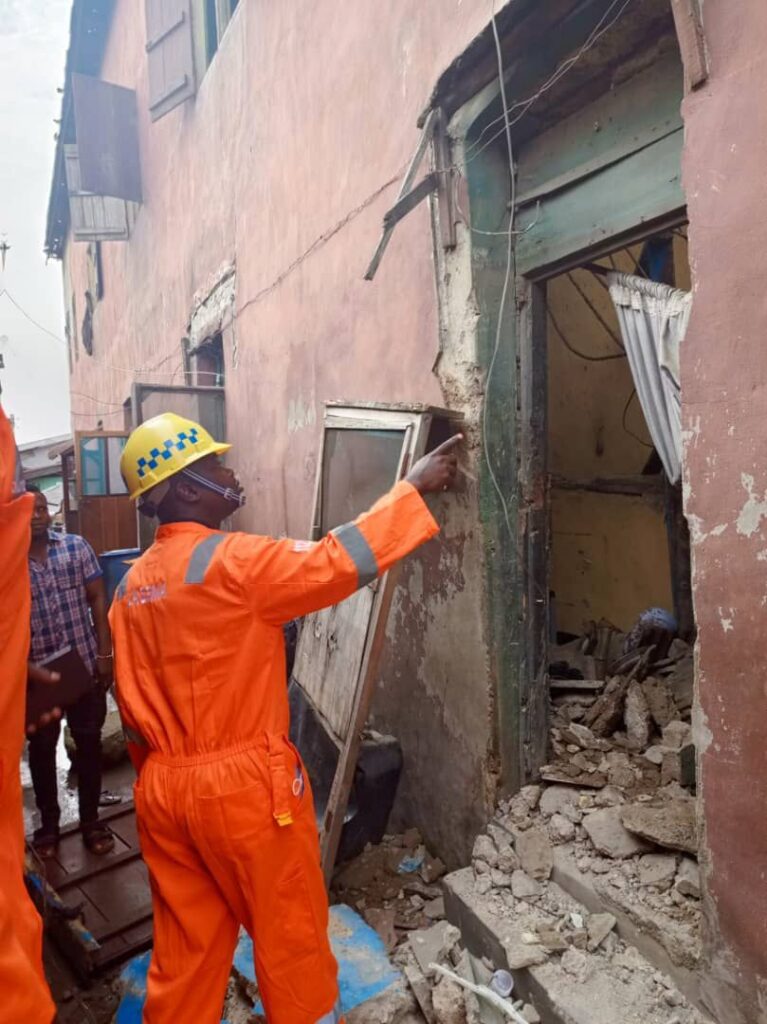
[29,531,102,674]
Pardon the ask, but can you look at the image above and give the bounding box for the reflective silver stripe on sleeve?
[333,523,378,589]
[315,999,343,1024]
[123,725,148,747]
[184,533,227,584]
[115,574,130,599]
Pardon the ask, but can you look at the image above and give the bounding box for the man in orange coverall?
[0,402,56,1024]
[110,412,461,1024]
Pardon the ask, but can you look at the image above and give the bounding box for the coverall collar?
[155,521,219,539]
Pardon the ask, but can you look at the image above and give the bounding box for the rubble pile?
[333,833,542,1023]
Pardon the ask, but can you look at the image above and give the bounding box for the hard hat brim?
[128,440,232,500]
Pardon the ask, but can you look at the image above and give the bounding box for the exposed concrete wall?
[681,2,767,1019]
[63,0,499,861]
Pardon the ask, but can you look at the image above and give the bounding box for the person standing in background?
[27,484,115,857]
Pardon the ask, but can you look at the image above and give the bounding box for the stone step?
[550,846,704,1011]
[443,867,712,1024]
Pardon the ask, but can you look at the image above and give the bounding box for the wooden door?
[74,431,137,555]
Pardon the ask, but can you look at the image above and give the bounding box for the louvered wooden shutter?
[145,0,196,122]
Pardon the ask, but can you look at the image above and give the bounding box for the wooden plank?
[382,172,439,231]
[670,0,708,91]
[434,108,457,250]
[145,0,196,122]
[515,129,685,278]
[292,588,375,742]
[516,52,683,206]
[551,473,664,497]
[364,109,437,280]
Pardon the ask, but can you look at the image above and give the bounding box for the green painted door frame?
[457,18,686,795]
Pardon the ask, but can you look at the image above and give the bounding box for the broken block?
[515,829,553,881]
[583,807,653,859]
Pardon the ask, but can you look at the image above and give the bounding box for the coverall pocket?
[272,865,322,968]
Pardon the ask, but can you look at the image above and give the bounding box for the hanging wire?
[566,272,625,351]
[622,387,653,448]
[546,301,626,362]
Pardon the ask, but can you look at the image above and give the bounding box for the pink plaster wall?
[64,0,497,862]
[682,2,767,1017]
[69,0,490,536]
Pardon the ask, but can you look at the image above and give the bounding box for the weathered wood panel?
[293,588,375,743]
[145,0,196,122]
[515,129,685,277]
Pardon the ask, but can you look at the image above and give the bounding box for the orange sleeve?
[223,480,439,625]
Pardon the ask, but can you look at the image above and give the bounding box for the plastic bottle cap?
[490,969,514,998]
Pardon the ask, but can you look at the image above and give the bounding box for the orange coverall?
[110,480,439,1024]
[0,405,55,1024]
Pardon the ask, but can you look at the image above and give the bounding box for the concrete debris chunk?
[362,907,398,952]
[583,677,629,737]
[583,807,653,859]
[621,800,697,855]
[409,922,461,977]
[560,947,593,982]
[424,896,446,920]
[675,857,701,898]
[515,828,554,881]
[496,845,521,874]
[624,681,652,750]
[421,854,447,884]
[404,963,436,1024]
[638,853,678,891]
[540,763,608,789]
[503,934,549,970]
[536,924,569,952]
[661,750,682,786]
[491,869,511,889]
[593,785,626,808]
[511,869,542,899]
[586,912,617,951]
[472,835,498,869]
[521,1003,541,1023]
[475,874,493,895]
[519,784,543,810]
[539,785,580,819]
[643,745,666,766]
[549,813,577,843]
[662,721,693,751]
[431,976,468,1024]
[640,676,679,729]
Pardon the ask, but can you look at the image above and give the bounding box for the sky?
[0,0,72,443]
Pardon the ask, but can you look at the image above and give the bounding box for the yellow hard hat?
[121,412,231,501]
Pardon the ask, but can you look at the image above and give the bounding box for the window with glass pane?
[319,429,406,536]
[79,435,128,496]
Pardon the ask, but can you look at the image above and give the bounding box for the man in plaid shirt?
[27,485,114,856]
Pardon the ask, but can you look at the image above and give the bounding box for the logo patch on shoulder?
[291,540,315,553]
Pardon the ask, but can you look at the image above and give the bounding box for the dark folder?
[26,648,94,730]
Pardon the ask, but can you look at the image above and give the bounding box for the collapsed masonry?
[329,618,710,1024]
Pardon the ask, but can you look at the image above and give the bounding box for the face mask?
[181,467,246,508]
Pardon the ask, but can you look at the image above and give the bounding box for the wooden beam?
[670,0,708,91]
[382,172,439,230]
[434,108,457,250]
[364,109,437,280]
[550,473,664,497]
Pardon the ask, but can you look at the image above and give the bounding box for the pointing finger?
[431,433,464,456]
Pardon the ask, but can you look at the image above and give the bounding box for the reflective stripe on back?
[333,523,378,589]
[184,532,227,584]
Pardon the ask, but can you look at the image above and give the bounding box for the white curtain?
[607,272,692,484]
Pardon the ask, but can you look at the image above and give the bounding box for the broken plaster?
[736,473,767,537]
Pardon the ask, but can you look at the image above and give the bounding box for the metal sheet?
[72,74,142,203]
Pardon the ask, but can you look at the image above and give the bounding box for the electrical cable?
[457,0,635,173]
[622,387,653,449]
[481,2,517,545]
[546,302,626,363]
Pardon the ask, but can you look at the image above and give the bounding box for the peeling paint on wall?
[736,473,767,537]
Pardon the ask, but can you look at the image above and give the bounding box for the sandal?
[32,826,60,858]
[82,824,115,856]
